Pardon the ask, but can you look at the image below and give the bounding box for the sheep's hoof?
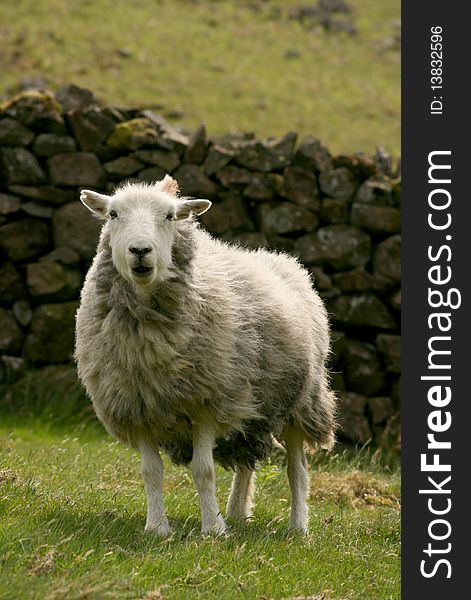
[201,516,228,536]
[145,521,173,538]
[226,508,252,521]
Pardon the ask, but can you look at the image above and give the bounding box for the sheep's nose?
[129,246,152,256]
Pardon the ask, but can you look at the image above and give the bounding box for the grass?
[0,0,400,156]
[0,370,400,599]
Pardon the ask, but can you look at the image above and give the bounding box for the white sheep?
[75,176,337,536]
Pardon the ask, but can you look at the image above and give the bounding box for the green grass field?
[0,0,400,156]
[0,373,400,600]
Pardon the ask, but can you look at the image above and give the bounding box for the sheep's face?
[80,176,211,290]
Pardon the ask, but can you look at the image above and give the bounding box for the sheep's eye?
[109,210,118,219]
[166,213,174,221]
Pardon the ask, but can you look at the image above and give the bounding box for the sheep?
[75,176,337,536]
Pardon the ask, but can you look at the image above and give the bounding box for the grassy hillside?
[0,0,400,156]
[0,374,400,600]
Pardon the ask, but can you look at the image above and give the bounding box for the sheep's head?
[80,176,211,290]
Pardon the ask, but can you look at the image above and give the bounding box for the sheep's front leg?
[285,430,309,533]
[192,423,227,535]
[140,443,172,537]
[226,466,256,520]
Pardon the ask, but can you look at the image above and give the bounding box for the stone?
[374,146,396,177]
[391,377,401,407]
[199,197,253,234]
[319,287,341,300]
[136,166,166,183]
[339,389,367,416]
[23,302,79,364]
[331,372,346,391]
[280,166,320,209]
[0,147,46,185]
[0,118,34,146]
[341,414,372,444]
[0,90,64,132]
[106,118,161,150]
[389,288,401,311]
[243,173,281,201]
[309,267,332,290]
[0,219,51,261]
[318,167,357,200]
[55,84,96,113]
[33,133,77,156]
[173,164,217,198]
[221,231,268,249]
[368,397,395,425]
[39,246,81,265]
[21,201,54,219]
[132,149,180,172]
[342,340,386,396]
[48,152,106,187]
[294,225,371,270]
[203,145,234,176]
[332,267,392,293]
[0,308,23,354]
[355,177,394,206]
[293,135,333,172]
[140,110,190,154]
[68,106,117,151]
[0,192,21,215]
[53,202,102,260]
[212,132,256,149]
[0,355,25,383]
[216,165,253,187]
[12,299,33,327]
[101,107,126,123]
[259,202,319,235]
[338,391,372,444]
[334,153,377,180]
[267,236,295,253]
[350,203,400,234]
[328,294,397,330]
[235,132,297,172]
[7,185,76,205]
[373,235,401,284]
[184,124,207,164]
[330,330,347,367]
[103,156,144,180]
[319,198,349,223]
[94,145,122,163]
[0,262,27,306]
[392,179,401,207]
[26,262,83,301]
[376,333,401,373]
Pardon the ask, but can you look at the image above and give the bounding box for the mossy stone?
[106,118,160,150]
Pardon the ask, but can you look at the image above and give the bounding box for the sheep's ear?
[174,199,212,220]
[80,190,110,218]
[160,175,180,195]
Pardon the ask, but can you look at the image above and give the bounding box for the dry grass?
[310,469,400,508]
[0,469,17,484]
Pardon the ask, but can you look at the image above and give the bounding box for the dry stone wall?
[0,86,401,446]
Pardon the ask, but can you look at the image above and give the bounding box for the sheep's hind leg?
[285,429,309,533]
[140,442,172,537]
[226,466,256,520]
[192,423,227,535]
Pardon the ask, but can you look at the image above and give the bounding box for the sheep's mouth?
[132,265,153,277]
